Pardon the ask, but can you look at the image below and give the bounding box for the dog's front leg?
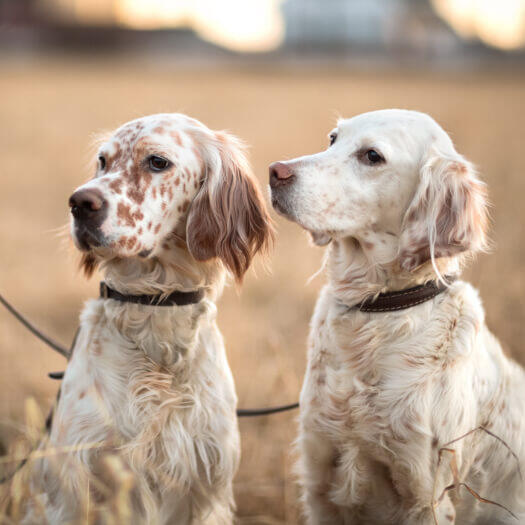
[297,427,343,525]
[298,429,367,525]
[403,496,456,525]
[392,457,457,525]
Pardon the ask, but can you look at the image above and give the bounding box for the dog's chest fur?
[300,281,525,521]
[40,297,239,523]
[305,281,486,436]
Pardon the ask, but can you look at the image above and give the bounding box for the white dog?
[269,109,525,524]
[23,114,272,524]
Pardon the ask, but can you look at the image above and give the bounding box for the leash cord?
[0,292,299,421]
[0,294,69,358]
[236,403,299,416]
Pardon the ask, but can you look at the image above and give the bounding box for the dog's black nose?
[269,161,295,188]
[69,188,106,220]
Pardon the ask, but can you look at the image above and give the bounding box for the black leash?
[0,294,69,358]
[0,293,300,419]
[236,403,299,417]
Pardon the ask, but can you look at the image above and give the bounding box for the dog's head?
[70,113,272,282]
[269,109,488,274]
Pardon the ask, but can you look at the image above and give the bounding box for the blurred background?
[1,0,525,522]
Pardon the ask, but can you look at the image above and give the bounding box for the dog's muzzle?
[69,188,108,250]
[269,161,297,218]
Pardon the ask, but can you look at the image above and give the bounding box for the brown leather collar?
[100,282,204,307]
[351,277,456,313]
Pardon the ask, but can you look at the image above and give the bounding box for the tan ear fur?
[399,149,488,273]
[186,132,274,282]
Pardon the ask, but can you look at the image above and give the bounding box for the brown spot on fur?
[105,141,122,169]
[79,391,86,399]
[127,187,144,205]
[182,199,190,212]
[161,201,167,211]
[117,202,134,227]
[127,236,137,249]
[92,339,102,355]
[174,177,180,186]
[192,146,202,167]
[452,162,467,174]
[132,209,143,222]
[109,178,123,194]
[171,131,182,146]
[147,221,152,230]
[154,224,161,234]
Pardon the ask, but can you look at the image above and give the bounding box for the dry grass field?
[1,56,525,523]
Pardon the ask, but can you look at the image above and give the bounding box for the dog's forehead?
[339,112,398,133]
[333,111,451,157]
[109,114,196,149]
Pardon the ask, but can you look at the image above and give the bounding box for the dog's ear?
[399,148,489,272]
[186,131,274,282]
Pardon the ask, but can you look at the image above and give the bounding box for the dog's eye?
[148,155,170,172]
[329,133,337,147]
[366,149,384,164]
[98,155,106,171]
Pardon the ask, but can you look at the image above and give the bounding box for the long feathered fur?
[23,113,273,524]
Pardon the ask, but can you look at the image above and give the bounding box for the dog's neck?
[101,242,226,302]
[326,237,461,307]
[90,243,225,366]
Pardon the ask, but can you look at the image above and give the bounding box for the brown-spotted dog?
[269,109,525,524]
[24,114,273,524]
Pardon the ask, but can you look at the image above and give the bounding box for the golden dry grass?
[0,56,524,523]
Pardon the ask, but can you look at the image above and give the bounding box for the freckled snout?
[269,161,295,188]
[69,188,107,221]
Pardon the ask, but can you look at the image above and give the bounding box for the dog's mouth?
[72,224,106,252]
[270,189,296,221]
[271,190,333,246]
